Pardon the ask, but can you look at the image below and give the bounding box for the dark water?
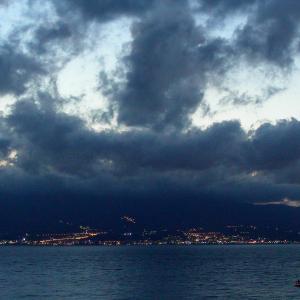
[1,245,300,299]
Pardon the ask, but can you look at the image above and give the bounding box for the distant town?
[0,216,299,246]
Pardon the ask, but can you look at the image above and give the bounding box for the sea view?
[1,0,300,299]
[1,245,300,299]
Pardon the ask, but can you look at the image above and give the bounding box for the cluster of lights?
[0,231,292,247]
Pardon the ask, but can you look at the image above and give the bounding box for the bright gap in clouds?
[193,62,300,130]
[191,11,300,131]
[43,11,300,132]
[57,17,133,131]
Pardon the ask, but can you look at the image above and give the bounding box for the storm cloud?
[114,2,231,130]
[0,0,300,232]
[0,44,43,95]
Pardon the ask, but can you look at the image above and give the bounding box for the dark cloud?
[0,0,9,6]
[3,96,300,231]
[104,2,232,130]
[6,97,300,182]
[199,0,257,14]
[4,96,251,178]
[116,4,203,130]
[220,0,299,68]
[8,99,97,175]
[246,0,300,66]
[0,20,73,97]
[0,2,84,97]
[59,0,159,21]
[200,0,300,67]
[30,22,72,54]
[0,0,300,232]
[250,119,300,170]
[0,44,43,95]
[219,86,284,106]
[0,121,12,158]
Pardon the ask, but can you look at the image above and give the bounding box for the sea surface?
[1,245,300,299]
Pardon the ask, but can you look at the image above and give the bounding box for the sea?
[1,245,300,299]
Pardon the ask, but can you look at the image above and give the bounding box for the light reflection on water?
[0,245,300,299]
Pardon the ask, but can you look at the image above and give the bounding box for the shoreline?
[0,242,299,247]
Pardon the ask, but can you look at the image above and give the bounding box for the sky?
[1,0,300,232]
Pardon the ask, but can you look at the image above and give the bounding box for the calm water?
[1,245,300,299]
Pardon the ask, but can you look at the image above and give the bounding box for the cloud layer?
[0,0,300,232]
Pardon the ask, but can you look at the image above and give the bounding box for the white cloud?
[254,197,300,208]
